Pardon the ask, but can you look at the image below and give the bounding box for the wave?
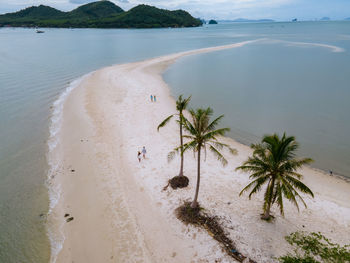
[45,75,87,263]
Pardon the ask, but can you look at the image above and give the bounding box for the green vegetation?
[0,1,202,28]
[208,19,218,24]
[236,133,314,220]
[181,107,237,208]
[158,95,191,188]
[279,231,350,262]
[68,1,123,18]
[156,95,325,261]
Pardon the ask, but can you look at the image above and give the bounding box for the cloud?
[128,0,295,19]
[68,0,129,5]
[69,0,96,4]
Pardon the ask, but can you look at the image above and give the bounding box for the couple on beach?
[150,95,157,102]
[137,146,147,162]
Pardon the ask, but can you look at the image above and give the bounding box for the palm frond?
[280,158,313,172]
[239,175,269,197]
[236,157,270,173]
[275,183,285,216]
[280,177,301,211]
[206,114,225,132]
[182,140,198,154]
[182,95,192,110]
[284,175,314,198]
[249,176,269,198]
[183,115,197,135]
[202,128,230,141]
[176,94,191,112]
[182,134,196,140]
[211,141,226,150]
[248,170,270,179]
[209,145,228,166]
[157,115,174,131]
[209,141,237,155]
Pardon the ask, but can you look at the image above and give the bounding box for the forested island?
[0,1,202,28]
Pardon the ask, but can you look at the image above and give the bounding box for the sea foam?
[45,75,87,263]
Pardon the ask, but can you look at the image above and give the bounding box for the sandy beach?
[52,42,350,263]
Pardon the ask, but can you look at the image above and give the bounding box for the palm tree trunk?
[261,176,275,220]
[191,144,201,208]
[262,203,271,220]
[179,115,184,177]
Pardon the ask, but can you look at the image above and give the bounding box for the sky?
[1,0,350,21]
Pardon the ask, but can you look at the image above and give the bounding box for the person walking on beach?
[137,151,142,162]
[142,146,147,159]
[150,95,153,102]
[154,95,156,102]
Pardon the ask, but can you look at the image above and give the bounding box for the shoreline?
[225,135,350,184]
[49,41,350,262]
[46,75,89,263]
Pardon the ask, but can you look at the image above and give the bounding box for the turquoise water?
[0,22,349,262]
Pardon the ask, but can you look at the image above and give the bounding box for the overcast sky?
[1,0,350,21]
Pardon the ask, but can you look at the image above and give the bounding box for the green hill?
[98,5,202,28]
[5,5,65,19]
[68,1,123,19]
[0,1,202,28]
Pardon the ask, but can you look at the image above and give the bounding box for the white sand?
[53,41,350,263]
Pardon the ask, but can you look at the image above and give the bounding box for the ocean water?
[0,21,349,262]
[164,22,350,177]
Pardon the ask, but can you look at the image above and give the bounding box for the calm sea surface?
[0,22,349,262]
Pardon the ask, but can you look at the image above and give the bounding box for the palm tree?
[157,95,191,177]
[181,107,237,208]
[236,133,314,220]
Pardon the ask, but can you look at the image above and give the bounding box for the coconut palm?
[181,107,237,208]
[236,133,314,220]
[157,95,191,177]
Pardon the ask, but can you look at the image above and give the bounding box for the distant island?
[208,19,218,24]
[218,18,274,23]
[0,1,202,28]
[320,17,330,21]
